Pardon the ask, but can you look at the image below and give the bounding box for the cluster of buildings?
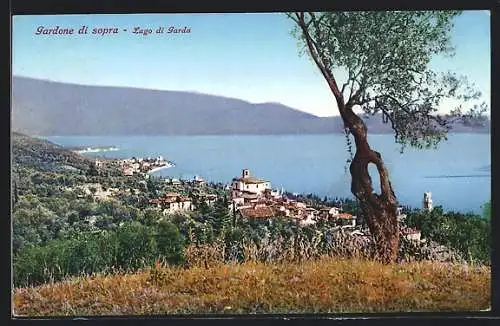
[144,167,425,243]
[230,169,358,228]
[164,175,206,187]
[146,168,357,227]
[116,156,172,176]
[149,191,218,215]
[229,169,425,243]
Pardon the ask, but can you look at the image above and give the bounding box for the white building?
[150,192,193,215]
[299,215,316,226]
[423,192,433,212]
[397,207,407,222]
[163,199,192,215]
[319,207,342,219]
[263,188,282,199]
[335,213,357,228]
[402,227,422,243]
[193,175,206,186]
[123,168,134,176]
[232,197,245,206]
[231,169,271,198]
[276,205,291,217]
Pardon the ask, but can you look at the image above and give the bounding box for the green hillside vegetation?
[12,132,94,172]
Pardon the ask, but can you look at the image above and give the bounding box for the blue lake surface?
[43,134,491,214]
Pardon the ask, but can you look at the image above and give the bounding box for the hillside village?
[228,169,422,242]
[94,156,173,177]
[89,157,423,243]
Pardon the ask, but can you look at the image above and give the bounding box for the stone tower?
[423,192,433,212]
[242,169,250,178]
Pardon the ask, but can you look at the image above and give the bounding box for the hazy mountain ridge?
[11,76,490,136]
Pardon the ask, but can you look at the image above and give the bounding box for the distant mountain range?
[11,76,490,136]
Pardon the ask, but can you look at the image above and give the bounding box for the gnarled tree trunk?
[329,82,400,264]
[293,12,400,263]
[344,106,399,263]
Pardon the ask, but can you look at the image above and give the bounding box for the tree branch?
[374,99,400,144]
[287,13,299,24]
[294,12,345,108]
[346,76,368,107]
[371,94,452,139]
[341,68,353,95]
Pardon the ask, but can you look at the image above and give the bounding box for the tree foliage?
[405,206,490,264]
[482,201,491,221]
[288,11,487,151]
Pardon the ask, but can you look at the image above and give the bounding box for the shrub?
[13,231,117,287]
[114,222,158,270]
[404,206,490,264]
[155,220,186,265]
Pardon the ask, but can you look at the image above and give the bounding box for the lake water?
[43,134,491,214]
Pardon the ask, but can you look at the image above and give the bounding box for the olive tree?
[287,11,487,263]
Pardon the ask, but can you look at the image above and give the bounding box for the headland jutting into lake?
[69,145,120,154]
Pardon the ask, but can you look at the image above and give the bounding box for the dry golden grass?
[13,257,490,316]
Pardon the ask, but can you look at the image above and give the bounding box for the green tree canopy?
[288,11,487,150]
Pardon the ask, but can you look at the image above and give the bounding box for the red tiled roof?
[401,227,421,235]
[239,206,276,219]
[151,195,191,204]
[252,199,273,205]
[336,213,354,219]
[233,176,268,184]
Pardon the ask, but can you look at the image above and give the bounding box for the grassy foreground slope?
[13,257,490,316]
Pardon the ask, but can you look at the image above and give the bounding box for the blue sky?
[12,11,490,117]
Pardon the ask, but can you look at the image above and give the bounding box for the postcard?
[11,11,491,316]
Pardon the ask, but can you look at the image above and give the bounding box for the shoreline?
[147,164,174,174]
[74,147,120,154]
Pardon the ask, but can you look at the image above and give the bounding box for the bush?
[114,222,158,270]
[155,220,186,265]
[482,201,491,221]
[13,219,190,287]
[13,231,118,287]
[404,206,490,264]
